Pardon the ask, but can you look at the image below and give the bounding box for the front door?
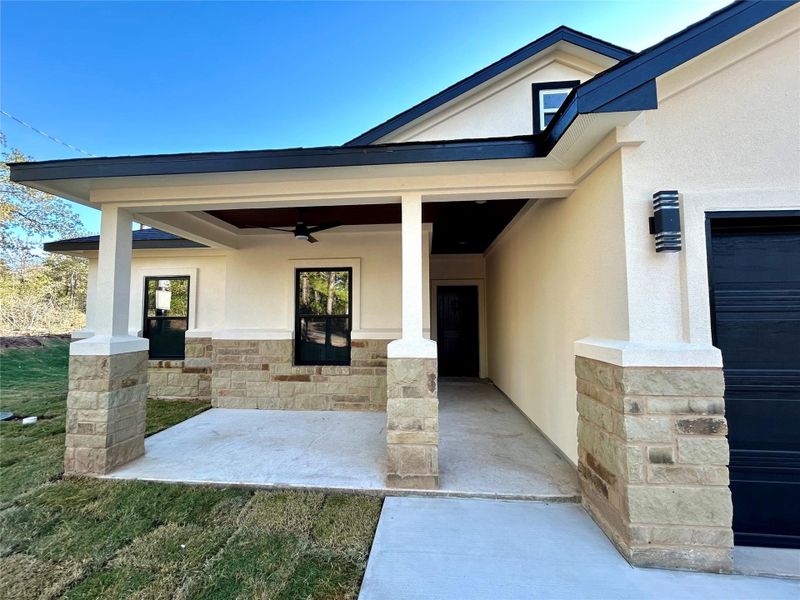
[708,213,800,548]
[143,276,190,359]
[436,285,479,377]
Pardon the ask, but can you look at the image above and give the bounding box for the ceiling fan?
[264,211,341,243]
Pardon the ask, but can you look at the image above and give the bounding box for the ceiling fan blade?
[307,234,319,244]
[265,227,295,233]
[307,222,341,234]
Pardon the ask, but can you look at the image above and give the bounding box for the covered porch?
[103,380,580,501]
[40,149,590,490]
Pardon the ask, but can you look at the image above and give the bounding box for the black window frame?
[142,275,190,360]
[532,80,580,134]
[294,267,353,366]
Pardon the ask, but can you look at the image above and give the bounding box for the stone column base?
[64,350,148,475]
[385,355,439,489]
[575,355,733,573]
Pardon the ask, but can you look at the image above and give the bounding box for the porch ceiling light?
[649,190,681,253]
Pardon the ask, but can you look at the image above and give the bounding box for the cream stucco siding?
[377,50,608,143]
[86,252,227,335]
[220,227,430,337]
[486,153,629,462]
[619,12,800,348]
[484,9,800,463]
[84,226,431,341]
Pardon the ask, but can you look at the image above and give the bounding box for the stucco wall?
[379,50,608,143]
[86,226,431,341]
[619,13,800,347]
[484,10,799,462]
[486,154,629,462]
[219,227,430,337]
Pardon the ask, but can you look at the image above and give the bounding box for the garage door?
[708,212,800,548]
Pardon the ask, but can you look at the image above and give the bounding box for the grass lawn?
[0,339,382,599]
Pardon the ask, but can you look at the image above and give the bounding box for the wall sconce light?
[649,190,681,252]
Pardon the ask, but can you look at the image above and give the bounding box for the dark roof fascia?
[343,27,633,146]
[542,0,794,151]
[10,137,541,183]
[577,0,794,113]
[44,238,205,252]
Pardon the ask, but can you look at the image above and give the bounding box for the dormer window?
[532,80,579,133]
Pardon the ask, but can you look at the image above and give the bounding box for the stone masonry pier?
[575,356,733,573]
[65,350,149,475]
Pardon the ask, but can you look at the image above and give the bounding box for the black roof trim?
[344,26,633,146]
[10,136,541,183]
[542,0,794,149]
[44,229,205,252]
[576,0,794,114]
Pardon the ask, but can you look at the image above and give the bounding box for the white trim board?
[574,337,722,368]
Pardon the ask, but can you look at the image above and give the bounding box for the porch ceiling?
[207,199,528,254]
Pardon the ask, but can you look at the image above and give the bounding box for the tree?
[0,132,89,334]
[1,132,84,268]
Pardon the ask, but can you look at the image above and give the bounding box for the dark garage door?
[708,213,800,548]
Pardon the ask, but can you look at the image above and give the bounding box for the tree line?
[0,133,88,335]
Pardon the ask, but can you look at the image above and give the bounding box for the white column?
[388,193,436,358]
[401,193,424,339]
[71,205,148,356]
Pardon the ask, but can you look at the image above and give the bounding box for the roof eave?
[9,137,542,184]
[43,238,207,253]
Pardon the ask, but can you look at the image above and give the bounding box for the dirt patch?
[0,335,71,350]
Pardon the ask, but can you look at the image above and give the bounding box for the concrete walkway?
[105,381,578,500]
[359,497,800,600]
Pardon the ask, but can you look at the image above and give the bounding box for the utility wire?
[0,109,96,157]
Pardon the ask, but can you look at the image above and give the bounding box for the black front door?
[708,213,800,548]
[436,286,479,377]
[143,276,190,359]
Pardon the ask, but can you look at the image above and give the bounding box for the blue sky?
[1,0,728,233]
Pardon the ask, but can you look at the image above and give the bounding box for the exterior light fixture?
[649,190,681,252]
[155,280,172,313]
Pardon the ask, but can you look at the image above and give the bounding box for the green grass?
[0,340,382,599]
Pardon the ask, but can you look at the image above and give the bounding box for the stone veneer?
[65,351,148,475]
[575,356,733,572]
[211,339,388,410]
[385,357,439,489]
[147,337,212,401]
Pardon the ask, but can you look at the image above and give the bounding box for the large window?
[532,80,579,134]
[295,268,352,365]
[143,276,189,359]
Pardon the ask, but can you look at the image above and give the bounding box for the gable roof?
[344,26,634,146]
[10,0,797,196]
[43,228,205,252]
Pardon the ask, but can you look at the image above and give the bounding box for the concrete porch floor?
[105,381,580,500]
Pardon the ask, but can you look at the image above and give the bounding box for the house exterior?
[12,0,799,573]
